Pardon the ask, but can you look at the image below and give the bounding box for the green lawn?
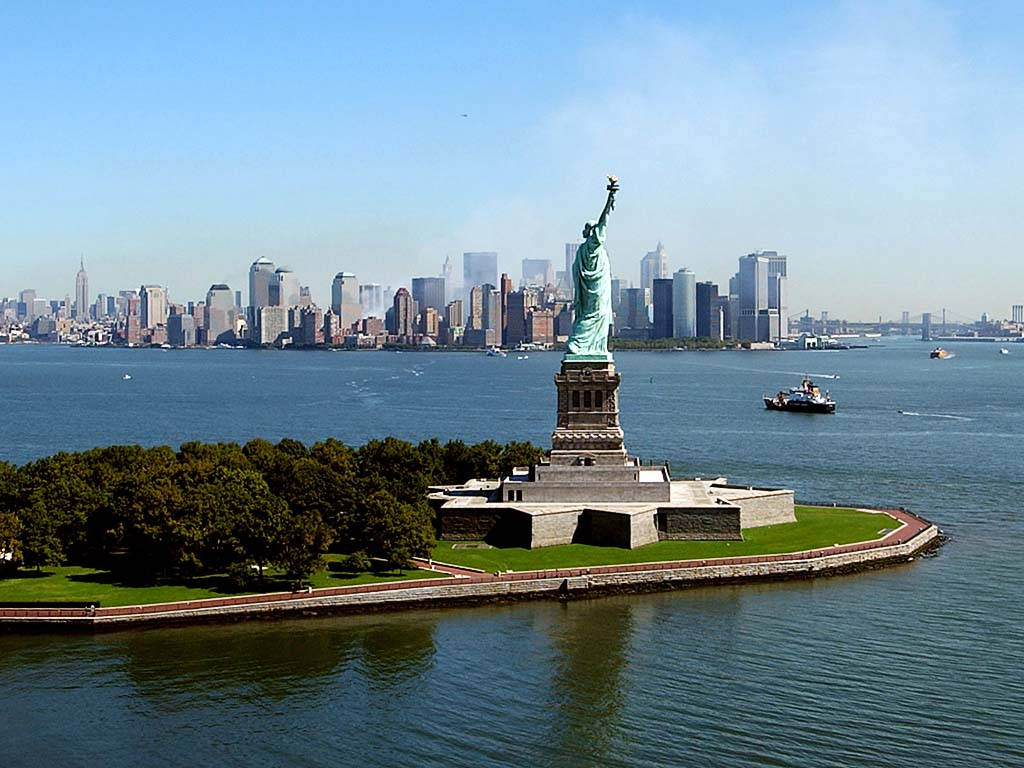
[433,506,901,572]
[0,553,449,607]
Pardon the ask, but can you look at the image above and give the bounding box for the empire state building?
[75,258,89,320]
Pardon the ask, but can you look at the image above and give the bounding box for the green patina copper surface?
[565,179,618,361]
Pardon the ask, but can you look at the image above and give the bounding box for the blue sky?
[1,0,1021,319]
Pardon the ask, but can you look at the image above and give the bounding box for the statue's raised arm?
[595,175,618,239]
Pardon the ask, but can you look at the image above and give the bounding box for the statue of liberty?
[566,176,618,360]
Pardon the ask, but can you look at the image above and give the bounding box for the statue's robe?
[567,223,612,355]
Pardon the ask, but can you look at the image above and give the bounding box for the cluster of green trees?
[0,438,544,586]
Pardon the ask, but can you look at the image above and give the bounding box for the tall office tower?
[921,312,932,341]
[270,268,301,307]
[640,242,669,296]
[695,281,722,340]
[1013,305,1023,323]
[902,311,911,325]
[621,288,650,332]
[94,294,107,320]
[106,296,116,316]
[672,268,696,338]
[522,258,554,287]
[140,285,169,329]
[499,273,513,343]
[505,288,539,347]
[205,284,235,344]
[737,253,769,341]
[411,277,446,315]
[391,288,415,338]
[442,255,455,303]
[75,258,88,320]
[652,278,674,339]
[463,251,498,318]
[300,306,324,346]
[248,258,276,310]
[468,285,485,330]
[331,272,361,332]
[359,284,384,318]
[234,290,242,309]
[527,307,554,344]
[482,284,501,334]
[17,289,36,320]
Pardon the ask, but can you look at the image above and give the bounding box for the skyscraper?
[411,277,446,314]
[521,258,554,287]
[564,243,580,298]
[1013,305,1023,324]
[499,273,513,344]
[737,253,769,341]
[695,281,721,340]
[463,251,498,319]
[482,284,501,334]
[270,268,300,308]
[75,258,88,321]
[640,242,668,296]
[331,272,361,331]
[652,278,674,339]
[505,288,539,347]
[248,258,276,310]
[205,284,235,344]
[391,288,415,338]
[442,255,456,303]
[672,268,696,338]
[140,285,168,330]
[621,288,650,333]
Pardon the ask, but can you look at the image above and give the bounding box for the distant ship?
[930,348,950,359]
[999,348,1009,355]
[764,377,836,414]
[486,347,507,358]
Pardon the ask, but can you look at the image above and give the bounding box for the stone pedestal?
[550,360,627,465]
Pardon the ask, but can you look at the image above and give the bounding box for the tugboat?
[930,348,949,359]
[764,377,836,414]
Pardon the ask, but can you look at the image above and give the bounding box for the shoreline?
[0,507,941,632]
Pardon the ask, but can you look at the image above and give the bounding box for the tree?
[274,508,333,587]
[352,490,435,572]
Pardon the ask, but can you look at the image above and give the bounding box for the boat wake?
[898,410,973,421]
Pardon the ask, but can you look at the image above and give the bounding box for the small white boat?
[486,347,507,358]
[999,348,1009,355]
[122,374,132,380]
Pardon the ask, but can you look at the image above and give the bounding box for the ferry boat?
[764,377,836,414]
[930,348,950,359]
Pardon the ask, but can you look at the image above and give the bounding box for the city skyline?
[3,2,1024,318]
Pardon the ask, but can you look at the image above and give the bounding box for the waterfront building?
[270,268,300,308]
[391,288,415,339]
[737,253,768,341]
[695,281,722,340]
[640,242,668,297]
[75,258,88,320]
[522,258,554,288]
[411,276,446,315]
[527,307,554,344]
[420,306,440,337]
[257,306,289,345]
[205,284,235,345]
[463,252,497,320]
[331,272,360,331]
[248,258,276,311]
[467,286,485,330]
[300,306,324,346]
[499,273,512,344]
[652,278,673,339]
[672,268,696,338]
[140,285,168,330]
[506,288,539,347]
[167,313,196,347]
[621,287,650,335]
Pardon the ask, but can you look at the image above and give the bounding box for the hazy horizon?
[2,1,1021,321]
